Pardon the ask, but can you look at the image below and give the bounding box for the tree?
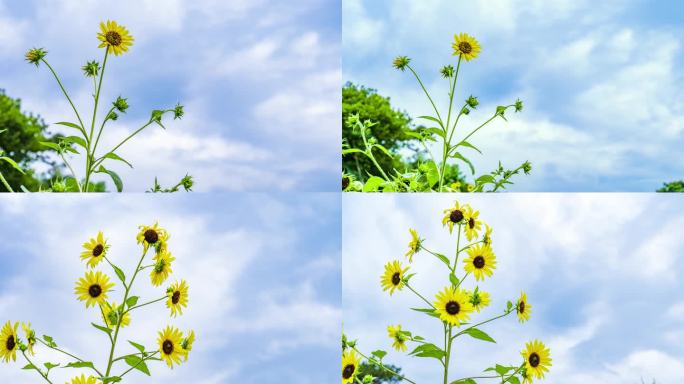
[657,181,684,192]
[356,362,403,384]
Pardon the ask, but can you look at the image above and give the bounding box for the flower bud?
[440,65,454,78]
[466,95,479,108]
[514,98,524,112]
[113,96,129,113]
[173,103,184,120]
[82,60,101,77]
[25,48,47,66]
[392,56,411,71]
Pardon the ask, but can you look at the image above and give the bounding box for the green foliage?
[657,181,684,192]
[357,362,403,384]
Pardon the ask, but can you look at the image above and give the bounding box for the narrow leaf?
[463,327,496,343]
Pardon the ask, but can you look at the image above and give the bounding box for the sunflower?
[97,20,134,56]
[442,201,468,233]
[463,244,496,281]
[452,33,481,61]
[341,349,361,384]
[483,224,493,245]
[158,326,187,368]
[517,292,532,323]
[380,260,408,295]
[167,280,189,317]
[74,271,115,308]
[387,325,408,352]
[137,222,169,255]
[433,287,473,326]
[181,330,195,360]
[467,288,491,313]
[80,231,109,268]
[22,322,36,355]
[405,228,422,263]
[68,374,98,384]
[521,340,552,379]
[150,251,175,287]
[0,321,19,363]
[102,301,131,329]
[462,205,483,241]
[520,367,533,384]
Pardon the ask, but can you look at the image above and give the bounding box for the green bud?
[82,60,101,77]
[173,103,184,120]
[440,65,454,78]
[113,96,129,113]
[392,56,411,71]
[466,95,479,108]
[514,98,524,112]
[25,48,47,66]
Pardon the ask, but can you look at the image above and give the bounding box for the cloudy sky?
[343,194,684,383]
[343,0,684,191]
[0,0,340,192]
[0,193,340,383]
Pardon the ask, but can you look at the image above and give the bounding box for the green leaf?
[370,350,387,360]
[449,273,459,287]
[126,296,139,308]
[409,343,446,360]
[124,356,150,376]
[63,361,95,369]
[103,152,133,168]
[128,340,146,353]
[458,140,482,154]
[22,363,37,370]
[425,161,439,187]
[463,327,496,343]
[506,301,513,312]
[0,157,25,174]
[44,362,59,370]
[39,141,61,152]
[429,252,451,269]
[476,174,496,185]
[451,152,475,175]
[112,265,126,284]
[341,148,364,155]
[450,379,477,384]
[425,127,445,138]
[417,115,444,128]
[96,166,123,192]
[410,307,440,319]
[43,335,57,347]
[101,376,122,383]
[505,376,521,384]
[91,322,112,335]
[55,121,83,131]
[372,144,394,159]
[495,364,514,376]
[61,136,87,150]
[362,176,384,192]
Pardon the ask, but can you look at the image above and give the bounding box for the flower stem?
[452,309,514,341]
[84,48,109,191]
[124,296,167,314]
[0,172,13,192]
[21,349,53,383]
[36,338,104,377]
[353,347,417,384]
[39,59,87,137]
[407,65,444,127]
[118,351,160,378]
[405,282,435,309]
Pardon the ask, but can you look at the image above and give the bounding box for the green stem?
[407,65,444,126]
[36,338,103,377]
[124,296,166,314]
[84,48,109,190]
[118,351,160,378]
[112,350,158,363]
[40,59,87,137]
[453,309,514,340]
[59,152,82,192]
[405,282,435,309]
[92,120,154,169]
[443,325,453,384]
[91,106,115,157]
[0,172,13,192]
[21,349,52,384]
[353,347,417,384]
[453,225,462,272]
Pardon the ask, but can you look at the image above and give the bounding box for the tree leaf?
[417,115,444,128]
[425,127,445,138]
[101,376,122,383]
[410,307,440,319]
[449,273,459,287]
[463,327,496,343]
[341,148,364,155]
[450,379,477,384]
[430,251,451,269]
[39,141,61,152]
[22,363,36,370]
[103,152,133,168]
[124,356,150,376]
[96,166,123,192]
[44,362,59,370]
[425,161,439,187]
[372,144,394,159]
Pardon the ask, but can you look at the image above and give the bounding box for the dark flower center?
[6,335,15,351]
[450,210,464,223]
[163,340,174,355]
[459,41,473,54]
[88,284,102,298]
[105,31,122,46]
[519,301,525,313]
[469,218,475,229]
[144,229,159,244]
[446,301,460,315]
[342,364,355,379]
[473,256,485,269]
[93,244,104,257]
[342,177,350,190]
[172,291,181,305]
[529,352,540,367]
[391,272,401,286]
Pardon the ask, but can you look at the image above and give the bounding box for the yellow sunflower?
[380,260,408,295]
[68,374,98,384]
[0,321,19,363]
[341,349,361,384]
[387,325,408,352]
[521,367,533,384]
[102,301,131,329]
[517,292,532,323]
[97,20,134,56]
[137,222,169,255]
[405,228,422,263]
[74,271,115,308]
[462,205,483,241]
[433,287,473,326]
[22,322,36,356]
[463,244,496,281]
[158,326,187,368]
[150,251,175,287]
[452,33,481,61]
[442,201,468,233]
[521,340,552,379]
[80,231,109,268]
[167,280,189,317]
[467,288,491,313]
[181,330,195,361]
[483,224,493,245]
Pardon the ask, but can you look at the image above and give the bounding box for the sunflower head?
[166,279,189,317]
[0,321,19,363]
[151,251,175,287]
[181,330,195,360]
[158,326,188,368]
[482,224,493,245]
[21,323,36,355]
[462,205,483,241]
[467,288,491,313]
[387,325,408,352]
[97,20,134,56]
[80,231,109,268]
[521,340,552,379]
[103,301,131,328]
[68,374,98,384]
[341,349,361,384]
[405,228,422,263]
[380,260,408,295]
[517,292,532,323]
[74,270,115,308]
[442,201,468,233]
[452,33,481,61]
[464,244,497,281]
[392,56,411,71]
[24,48,47,66]
[137,222,169,254]
[433,286,473,326]
[81,60,101,77]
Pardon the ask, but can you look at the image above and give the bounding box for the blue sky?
[343,0,684,191]
[0,193,341,383]
[343,194,684,383]
[0,0,340,192]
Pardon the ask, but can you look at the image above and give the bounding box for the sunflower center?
[519,301,525,313]
[459,41,473,54]
[92,244,104,257]
[529,352,540,368]
[450,210,464,223]
[473,256,485,269]
[342,176,350,190]
[162,340,174,355]
[144,229,159,244]
[172,290,181,305]
[342,364,355,379]
[468,218,475,229]
[446,301,460,315]
[6,335,15,351]
[105,31,122,46]
[391,272,401,286]
[88,284,102,298]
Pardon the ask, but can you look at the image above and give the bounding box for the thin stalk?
[118,351,160,378]
[112,350,158,363]
[124,296,167,314]
[0,172,13,192]
[40,59,87,136]
[353,347,417,384]
[84,48,110,190]
[37,338,103,377]
[453,310,514,340]
[453,225,462,271]
[407,65,444,126]
[93,120,153,169]
[405,282,435,309]
[21,350,53,384]
[92,106,115,157]
[443,325,453,384]
[59,152,82,192]
[438,56,462,190]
